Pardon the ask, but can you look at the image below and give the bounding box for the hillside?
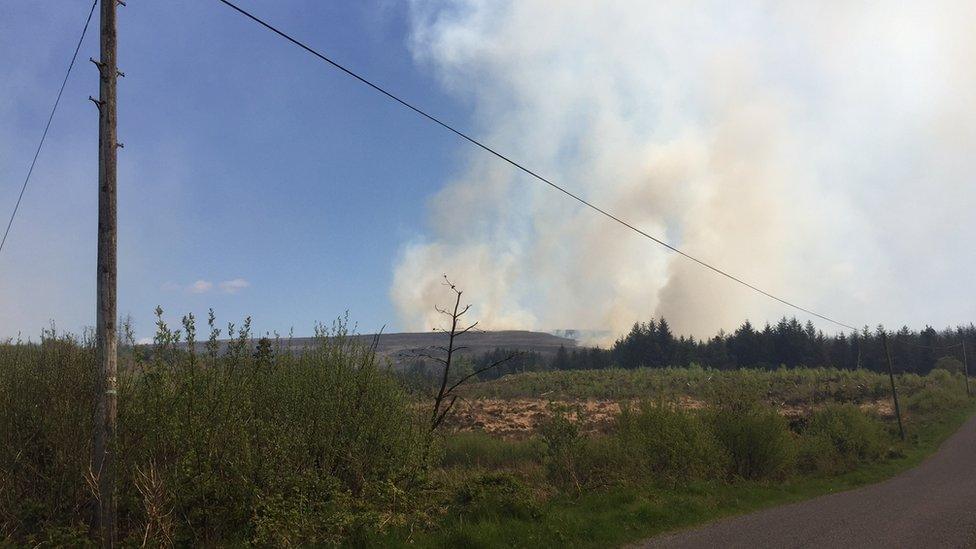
[190,330,577,365]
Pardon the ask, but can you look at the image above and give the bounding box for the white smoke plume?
[392,0,976,341]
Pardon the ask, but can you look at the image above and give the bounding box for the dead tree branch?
[428,275,518,432]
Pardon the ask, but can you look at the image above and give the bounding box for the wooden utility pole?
[963,341,971,398]
[92,0,119,545]
[880,331,905,441]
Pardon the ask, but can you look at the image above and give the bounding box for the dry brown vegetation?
[444,397,898,437]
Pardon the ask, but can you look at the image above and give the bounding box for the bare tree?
[425,276,518,432]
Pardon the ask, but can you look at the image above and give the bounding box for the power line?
[0,0,98,257]
[214,0,859,332]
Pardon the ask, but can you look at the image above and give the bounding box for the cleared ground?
[445,397,895,437]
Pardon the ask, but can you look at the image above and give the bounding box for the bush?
[799,404,888,474]
[906,385,967,415]
[539,404,587,490]
[709,406,796,480]
[0,314,430,546]
[612,402,727,482]
[250,473,354,546]
[933,356,965,375]
[0,331,96,541]
[453,472,540,520]
[251,472,428,547]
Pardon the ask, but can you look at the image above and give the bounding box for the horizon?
[8,313,975,349]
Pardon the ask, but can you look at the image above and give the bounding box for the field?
[445,367,909,436]
[2,322,973,547]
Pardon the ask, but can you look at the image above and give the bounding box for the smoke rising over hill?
[392,1,976,340]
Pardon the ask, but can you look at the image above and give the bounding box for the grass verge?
[395,401,976,548]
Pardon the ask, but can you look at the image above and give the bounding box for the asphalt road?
[642,414,976,548]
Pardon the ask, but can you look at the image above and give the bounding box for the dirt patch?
[861,399,895,417]
[445,398,623,437]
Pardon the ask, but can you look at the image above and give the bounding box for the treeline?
[465,318,976,379]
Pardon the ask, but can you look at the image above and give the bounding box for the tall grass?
[441,432,544,470]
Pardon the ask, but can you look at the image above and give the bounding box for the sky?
[1,0,466,340]
[2,1,976,343]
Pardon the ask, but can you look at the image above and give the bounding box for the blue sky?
[1,1,470,339]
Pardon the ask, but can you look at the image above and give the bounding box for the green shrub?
[709,406,796,480]
[21,523,93,548]
[926,368,961,388]
[539,404,589,490]
[454,472,540,520]
[0,331,96,541]
[612,402,727,482]
[906,385,967,415]
[799,404,888,474]
[441,432,545,470]
[933,356,965,375]
[796,434,839,476]
[0,314,430,546]
[904,369,967,415]
[250,473,353,546]
[704,376,764,412]
[251,472,427,547]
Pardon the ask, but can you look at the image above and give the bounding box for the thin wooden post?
[881,331,905,441]
[963,341,971,398]
[93,0,119,545]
